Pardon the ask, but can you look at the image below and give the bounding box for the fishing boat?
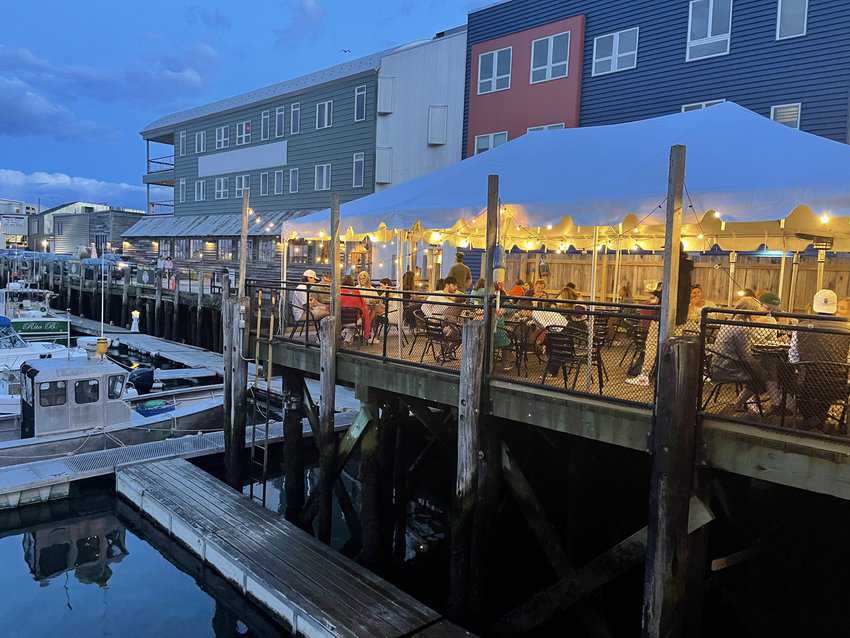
[0,282,70,342]
[0,356,223,468]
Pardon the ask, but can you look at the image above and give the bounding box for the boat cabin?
[20,358,130,438]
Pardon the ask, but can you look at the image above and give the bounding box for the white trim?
[530,31,571,84]
[275,106,286,138]
[771,102,802,129]
[477,46,512,95]
[527,123,565,132]
[260,171,269,196]
[214,177,228,199]
[290,103,301,134]
[178,130,186,157]
[686,0,734,62]
[354,85,367,122]
[194,179,206,202]
[314,163,331,191]
[591,27,639,77]
[178,178,186,203]
[474,131,508,155]
[289,168,299,193]
[234,174,250,198]
[236,120,252,145]
[261,110,270,141]
[194,130,206,153]
[776,0,808,40]
[274,169,284,195]
[316,100,333,130]
[681,98,726,112]
[215,125,229,149]
[352,152,365,188]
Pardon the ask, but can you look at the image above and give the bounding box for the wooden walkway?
[118,458,472,637]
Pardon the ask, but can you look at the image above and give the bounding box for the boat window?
[74,379,100,405]
[39,381,66,407]
[108,375,125,400]
[0,325,26,349]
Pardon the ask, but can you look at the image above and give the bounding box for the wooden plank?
[412,620,476,637]
[318,316,338,544]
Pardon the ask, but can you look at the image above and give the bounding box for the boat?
[0,282,70,342]
[0,356,223,468]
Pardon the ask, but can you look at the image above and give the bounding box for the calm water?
[0,494,287,638]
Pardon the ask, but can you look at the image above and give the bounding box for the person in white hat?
[291,269,329,323]
[788,289,850,428]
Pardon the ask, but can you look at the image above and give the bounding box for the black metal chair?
[702,347,764,416]
[793,361,850,432]
[420,316,460,364]
[539,325,581,388]
[407,308,428,357]
[339,306,364,346]
[284,293,319,343]
[618,319,648,368]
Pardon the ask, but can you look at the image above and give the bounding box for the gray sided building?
[141,51,391,218]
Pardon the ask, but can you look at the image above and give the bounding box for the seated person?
[340,275,370,340]
[290,269,329,322]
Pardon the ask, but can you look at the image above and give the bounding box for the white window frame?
[316,100,333,129]
[776,0,808,40]
[194,130,206,153]
[275,106,286,137]
[178,178,186,203]
[686,0,734,62]
[771,102,802,129]
[527,123,566,132]
[314,163,331,191]
[290,103,301,134]
[178,131,186,157]
[352,152,365,188]
[215,125,229,149]
[194,179,205,202]
[214,177,229,200]
[236,120,252,145]
[681,99,726,112]
[354,85,367,122]
[530,32,571,84]
[260,171,269,196]
[289,168,299,193]
[477,47,512,95]
[235,174,250,198]
[274,170,284,195]
[592,27,639,77]
[261,110,270,141]
[474,131,508,155]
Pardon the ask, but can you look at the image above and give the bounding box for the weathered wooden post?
[104,263,112,326]
[154,269,163,338]
[282,369,306,525]
[317,193,341,545]
[64,262,71,314]
[121,267,130,329]
[196,271,204,347]
[449,319,486,621]
[172,272,180,342]
[222,274,248,489]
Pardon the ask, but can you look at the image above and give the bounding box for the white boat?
[0,282,71,342]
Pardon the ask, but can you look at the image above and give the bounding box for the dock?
[117,457,472,638]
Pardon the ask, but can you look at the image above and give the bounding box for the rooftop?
[122,210,317,239]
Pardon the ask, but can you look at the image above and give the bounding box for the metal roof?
[140,44,419,136]
[121,211,318,239]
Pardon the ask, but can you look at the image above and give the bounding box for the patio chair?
[339,306,364,347]
[420,316,460,364]
[793,361,850,432]
[702,347,764,416]
[565,320,609,395]
[618,318,648,369]
[539,325,581,388]
[284,294,319,343]
[406,308,428,357]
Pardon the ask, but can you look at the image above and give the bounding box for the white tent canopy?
[287,102,850,238]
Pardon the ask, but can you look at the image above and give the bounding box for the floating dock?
[117,457,472,638]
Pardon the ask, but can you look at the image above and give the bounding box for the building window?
[174,239,189,259]
[190,239,204,258]
[55,221,64,236]
[289,168,299,194]
[74,379,99,405]
[274,170,284,195]
[178,130,186,156]
[214,177,229,199]
[771,103,802,128]
[194,180,205,202]
[260,171,269,196]
[592,27,639,76]
[354,85,367,122]
[236,120,252,145]
[235,174,250,198]
[478,47,512,94]
[275,106,286,137]
[681,99,726,112]
[427,105,448,145]
[527,123,565,132]
[530,33,570,83]
[260,110,270,141]
[314,163,331,191]
[316,100,333,129]
[687,0,733,62]
[474,132,507,155]
[158,239,172,257]
[352,152,365,188]
[777,0,807,40]
[178,178,186,204]
[218,239,235,261]
[290,103,301,134]
[215,125,229,149]
[195,130,206,153]
[257,238,275,263]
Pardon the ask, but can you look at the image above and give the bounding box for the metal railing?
[699,307,850,439]
[147,155,175,173]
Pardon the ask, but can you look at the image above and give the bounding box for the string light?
[713,211,722,219]
[820,212,831,224]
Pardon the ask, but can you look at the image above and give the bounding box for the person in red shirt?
[341,275,371,340]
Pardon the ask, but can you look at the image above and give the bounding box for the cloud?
[275,0,326,47]
[0,43,219,105]
[0,169,148,209]
[0,77,101,139]
[185,5,232,31]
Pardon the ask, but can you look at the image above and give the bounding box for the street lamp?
[41,239,48,252]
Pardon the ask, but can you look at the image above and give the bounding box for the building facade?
[464,0,850,155]
[28,202,143,253]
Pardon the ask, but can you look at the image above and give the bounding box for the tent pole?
[726,251,737,308]
[613,236,622,303]
[397,231,403,359]
[586,226,600,391]
[777,239,787,311]
[816,249,826,291]
[788,252,800,312]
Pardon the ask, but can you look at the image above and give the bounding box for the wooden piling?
[641,336,701,638]
[282,369,306,525]
[196,272,203,347]
[449,319,486,621]
[317,316,338,545]
[154,269,163,338]
[121,269,129,329]
[222,276,248,489]
[172,272,180,342]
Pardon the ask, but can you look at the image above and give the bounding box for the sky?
[0,0,482,211]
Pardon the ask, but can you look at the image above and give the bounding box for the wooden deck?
[117,457,471,638]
